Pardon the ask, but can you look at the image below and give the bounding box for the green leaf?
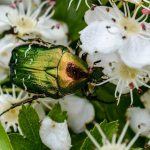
[9,105,49,150]
[48,103,68,123]
[0,121,13,150]
[80,120,119,150]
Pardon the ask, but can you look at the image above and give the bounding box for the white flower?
[88,52,150,105]
[38,94,95,133]
[145,140,150,149]
[140,89,150,111]
[80,2,150,68]
[84,119,142,150]
[0,0,68,45]
[51,94,95,133]
[126,107,150,138]
[39,117,72,150]
[0,34,23,82]
[0,85,28,134]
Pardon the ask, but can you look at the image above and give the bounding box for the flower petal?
[50,94,95,133]
[119,36,150,68]
[79,21,123,55]
[126,107,150,138]
[85,6,120,25]
[34,104,46,121]
[87,52,120,66]
[39,19,68,45]
[0,5,12,33]
[39,117,71,150]
[60,94,95,133]
[0,34,22,67]
[140,89,150,111]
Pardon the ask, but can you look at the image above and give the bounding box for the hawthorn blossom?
[80,1,150,69]
[126,107,150,138]
[38,94,95,133]
[88,52,150,105]
[0,34,23,82]
[51,94,95,133]
[39,117,72,150]
[0,85,28,134]
[84,119,143,150]
[0,0,68,45]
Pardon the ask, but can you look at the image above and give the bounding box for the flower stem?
[117,1,123,9]
[2,88,21,93]
[0,78,10,85]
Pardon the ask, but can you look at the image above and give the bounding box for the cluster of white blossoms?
[37,94,95,133]
[0,0,68,44]
[80,0,150,105]
[0,84,47,133]
[84,119,143,150]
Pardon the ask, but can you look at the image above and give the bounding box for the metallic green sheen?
[9,43,90,99]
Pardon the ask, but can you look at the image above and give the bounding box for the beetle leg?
[0,95,45,117]
[16,37,27,42]
[81,52,88,63]
[75,40,82,56]
[16,37,54,48]
[93,60,101,65]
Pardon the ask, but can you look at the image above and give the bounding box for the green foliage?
[53,0,88,41]
[80,120,119,150]
[130,148,143,150]
[94,83,147,148]
[0,121,13,150]
[48,103,68,123]
[9,105,49,150]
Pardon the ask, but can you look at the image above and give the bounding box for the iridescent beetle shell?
[9,43,90,99]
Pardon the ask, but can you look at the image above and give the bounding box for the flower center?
[118,17,141,35]
[101,144,126,150]
[11,109,16,114]
[15,17,36,30]
[0,96,21,123]
[115,62,140,80]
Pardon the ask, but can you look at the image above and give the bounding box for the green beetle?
[9,39,100,99]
